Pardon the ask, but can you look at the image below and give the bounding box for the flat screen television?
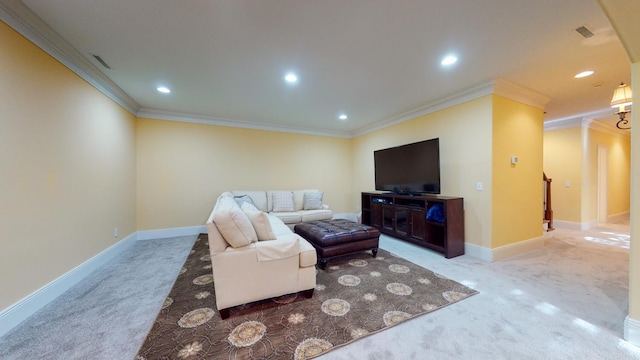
[374,138,440,195]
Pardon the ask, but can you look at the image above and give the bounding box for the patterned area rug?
[136,234,478,359]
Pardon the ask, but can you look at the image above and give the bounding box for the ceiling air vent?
[92,54,112,70]
[575,26,594,38]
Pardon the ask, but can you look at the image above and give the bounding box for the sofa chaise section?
[206,193,317,319]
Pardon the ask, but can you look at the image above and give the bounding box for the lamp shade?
[611,82,633,109]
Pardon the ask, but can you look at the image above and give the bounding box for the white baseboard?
[137,225,206,240]
[625,316,640,346]
[0,226,205,338]
[464,242,493,262]
[465,235,546,262]
[609,211,630,223]
[0,232,137,337]
[554,214,628,230]
[553,220,597,231]
[491,235,546,261]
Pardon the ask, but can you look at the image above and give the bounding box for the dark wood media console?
[361,192,464,258]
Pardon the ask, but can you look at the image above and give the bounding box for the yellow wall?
[491,96,544,247]
[584,128,631,221]
[0,22,136,310]
[136,118,353,230]
[352,97,494,248]
[543,127,583,223]
[607,134,631,217]
[543,126,630,226]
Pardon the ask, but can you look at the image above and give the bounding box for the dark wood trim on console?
[361,192,464,258]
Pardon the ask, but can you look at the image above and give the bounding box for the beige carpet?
[136,234,478,359]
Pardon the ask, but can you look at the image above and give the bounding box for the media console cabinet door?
[410,209,426,240]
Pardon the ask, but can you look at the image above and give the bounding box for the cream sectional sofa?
[228,190,332,228]
[206,192,318,318]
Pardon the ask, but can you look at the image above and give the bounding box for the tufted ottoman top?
[294,219,380,247]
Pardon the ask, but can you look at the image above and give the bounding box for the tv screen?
[374,138,440,195]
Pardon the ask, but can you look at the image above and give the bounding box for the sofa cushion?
[242,205,276,241]
[272,191,295,212]
[270,211,302,224]
[303,191,323,210]
[213,196,258,248]
[255,233,300,261]
[299,209,333,222]
[268,214,294,237]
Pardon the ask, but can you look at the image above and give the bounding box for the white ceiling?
[3,0,633,136]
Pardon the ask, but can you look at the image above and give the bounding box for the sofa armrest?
[255,234,300,261]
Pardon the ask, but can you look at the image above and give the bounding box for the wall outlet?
[476,182,483,191]
[113,228,119,238]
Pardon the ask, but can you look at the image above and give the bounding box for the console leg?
[372,248,378,258]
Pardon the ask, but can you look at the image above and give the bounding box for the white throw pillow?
[213,197,258,248]
[234,195,257,209]
[272,191,295,212]
[240,201,259,212]
[303,191,323,210]
[242,207,277,241]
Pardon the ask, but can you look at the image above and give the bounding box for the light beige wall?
[584,128,631,221]
[0,22,136,311]
[492,96,544,248]
[606,134,631,217]
[543,127,583,223]
[352,97,493,248]
[136,118,353,230]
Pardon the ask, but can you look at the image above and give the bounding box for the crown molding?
[492,78,551,109]
[352,78,550,137]
[352,80,496,137]
[543,116,585,131]
[584,117,631,139]
[137,108,352,138]
[0,0,139,115]
[544,108,630,139]
[129,78,552,139]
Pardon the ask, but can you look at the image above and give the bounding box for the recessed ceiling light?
[574,70,594,78]
[338,114,348,120]
[157,86,171,94]
[284,72,298,84]
[441,55,458,66]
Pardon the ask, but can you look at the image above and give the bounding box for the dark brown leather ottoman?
[294,219,380,269]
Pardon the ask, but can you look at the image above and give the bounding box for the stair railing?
[543,172,554,231]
